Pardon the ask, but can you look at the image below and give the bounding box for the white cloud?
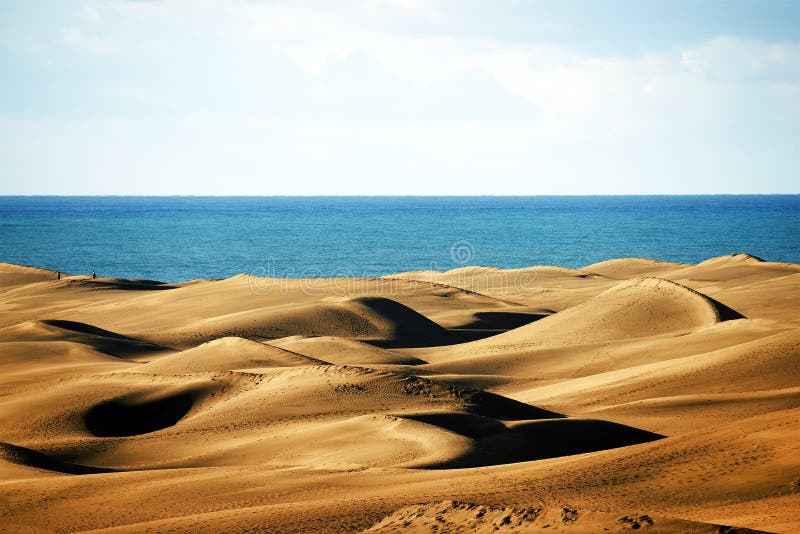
[88,2,800,101]
[100,85,153,104]
[679,36,800,79]
[349,0,446,21]
[60,27,118,54]
[79,4,103,24]
[201,4,798,133]
[54,2,800,151]
[5,1,798,193]
[49,4,800,133]
[768,82,800,114]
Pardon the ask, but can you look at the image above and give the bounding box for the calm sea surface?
[0,196,797,282]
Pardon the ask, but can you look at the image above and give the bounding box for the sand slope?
[363,500,771,533]
[268,335,428,365]
[0,319,170,358]
[134,336,326,373]
[0,255,798,533]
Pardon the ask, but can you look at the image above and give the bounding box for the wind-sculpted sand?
[0,254,798,533]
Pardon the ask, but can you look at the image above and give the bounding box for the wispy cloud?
[60,27,117,54]
[79,4,103,24]
[2,1,798,193]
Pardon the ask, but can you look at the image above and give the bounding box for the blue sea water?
[0,196,797,282]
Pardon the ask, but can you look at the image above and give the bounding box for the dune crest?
[268,335,428,365]
[0,262,62,289]
[135,336,325,373]
[698,253,766,265]
[583,257,690,278]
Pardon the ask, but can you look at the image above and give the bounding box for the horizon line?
[2,193,799,198]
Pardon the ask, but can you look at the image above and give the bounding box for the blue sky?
[1,0,798,194]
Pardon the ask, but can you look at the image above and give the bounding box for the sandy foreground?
[0,254,798,533]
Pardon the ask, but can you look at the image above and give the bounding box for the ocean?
[0,196,797,282]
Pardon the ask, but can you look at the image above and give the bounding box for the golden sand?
[0,254,798,532]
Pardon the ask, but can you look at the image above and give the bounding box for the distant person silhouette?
[92,270,96,280]
[57,271,61,280]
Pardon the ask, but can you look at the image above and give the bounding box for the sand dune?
[155,296,460,348]
[0,255,798,533]
[416,277,745,368]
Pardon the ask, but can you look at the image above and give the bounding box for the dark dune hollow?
[421,419,664,469]
[446,328,507,342]
[444,311,552,341]
[465,390,564,420]
[0,442,115,475]
[40,319,170,357]
[69,278,177,291]
[401,413,510,439]
[85,391,196,437]
[463,311,551,330]
[353,297,464,348]
[41,319,140,341]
